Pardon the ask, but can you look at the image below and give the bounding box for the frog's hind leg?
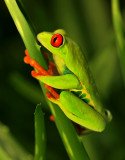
[59,91,106,132]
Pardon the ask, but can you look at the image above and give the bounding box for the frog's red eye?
[51,34,63,47]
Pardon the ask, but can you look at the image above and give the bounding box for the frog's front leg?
[24,49,81,90]
[24,49,61,99]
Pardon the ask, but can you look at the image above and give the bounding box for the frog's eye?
[105,110,109,116]
[51,34,63,47]
[104,109,112,122]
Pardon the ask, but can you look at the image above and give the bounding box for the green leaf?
[112,0,125,85]
[0,147,12,160]
[0,123,33,160]
[90,45,118,98]
[34,104,46,160]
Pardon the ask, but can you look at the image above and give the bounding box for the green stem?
[0,147,12,160]
[0,123,32,160]
[111,0,125,85]
[34,104,46,160]
[4,0,90,159]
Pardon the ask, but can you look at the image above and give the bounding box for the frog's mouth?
[37,32,54,53]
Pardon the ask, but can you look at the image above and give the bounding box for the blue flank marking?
[63,66,90,104]
[63,66,73,75]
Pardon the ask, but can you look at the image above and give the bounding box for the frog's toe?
[24,49,31,64]
[44,84,60,99]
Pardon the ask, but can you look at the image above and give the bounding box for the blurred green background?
[0,0,125,160]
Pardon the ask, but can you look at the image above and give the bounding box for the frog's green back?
[63,39,104,113]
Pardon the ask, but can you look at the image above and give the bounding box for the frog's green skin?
[36,29,112,132]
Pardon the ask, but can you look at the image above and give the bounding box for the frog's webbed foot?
[44,84,60,104]
[44,84,60,99]
[24,49,54,76]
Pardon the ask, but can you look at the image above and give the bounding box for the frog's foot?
[44,84,61,105]
[24,49,54,76]
[50,115,55,122]
[24,49,31,64]
[48,61,55,76]
[43,52,55,75]
[44,84,60,99]
[73,123,84,135]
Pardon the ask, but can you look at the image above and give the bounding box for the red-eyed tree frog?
[24,29,112,132]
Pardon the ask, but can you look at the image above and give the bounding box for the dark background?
[0,0,125,160]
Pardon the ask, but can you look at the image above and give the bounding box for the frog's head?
[37,29,70,60]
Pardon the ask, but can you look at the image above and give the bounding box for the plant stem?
[34,104,46,160]
[0,123,32,160]
[4,0,90,159]
[112,0,125,85]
